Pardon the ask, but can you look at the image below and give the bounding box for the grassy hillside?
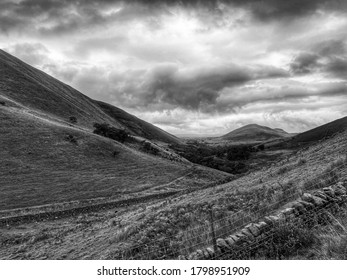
[0,49,228,211]
[0,49,180,144]
[290,116,347,144]
[1,128,345,260]
[0,99,228,210]
[220,124,290,142]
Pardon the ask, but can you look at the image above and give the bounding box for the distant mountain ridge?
[220,123,291,142]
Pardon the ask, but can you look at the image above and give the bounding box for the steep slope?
[95,101,180,144]
[0,50,227,210]
[290,116,347,144]
[221,124,290,142]
[0,49,180,144]
[1,126,345,260]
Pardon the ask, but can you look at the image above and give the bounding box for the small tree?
[226,145,251,161]
[142,141,159,155]
[69,116,77,123]
[64,134,78,144]
[93,123,129,143]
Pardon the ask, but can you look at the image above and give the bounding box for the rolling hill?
[0,49,228,211]
[290,116,347,144]
[220,124,291,142]
[0,49,181,144]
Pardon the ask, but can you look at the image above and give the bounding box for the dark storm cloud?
[0,0,171,35]
[315,39,347,57]
[216,81,347,113]
[140,64,290,111]
[290,39,347,78]
[228,0,347,21]
[67,61,290,113]
[75,63,289,112]
[1,0,346,35]
[326,57,347,78]
[0,0,115,34]
[290,52,321,74]
[143,64,252,110]
[131,0,347,20]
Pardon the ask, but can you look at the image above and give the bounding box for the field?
[0,104,229,211]
[1,128,346,260]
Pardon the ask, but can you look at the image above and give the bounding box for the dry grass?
[301,156,346,191]
[109,131,347,259]
[0,106,228,210]
[1,48,214,211]
[0,130,346,260]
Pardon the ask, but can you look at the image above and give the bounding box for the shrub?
[297,158,307,165]
[64,134,78,144]
[69,116,77,123]
[263,222,316,259]
[226,145,252,161]
[0,101,5,106]
[93,123,130,143]
[141,141,159,155]
[276,165,290,175]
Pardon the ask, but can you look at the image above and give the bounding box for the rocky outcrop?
[179,182,347,260]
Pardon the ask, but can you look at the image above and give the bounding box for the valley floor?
[1,130,346,260]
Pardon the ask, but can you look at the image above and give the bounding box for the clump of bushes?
[141,141,159,155]
[168,143,251,174]
[112,150,120,157]
[69,116,77,124]
[257,222,316,259]
[276,165,290,175]
[226,145,252,161]
[93,123,130,143]
[64,134,78,144]
[297,158,307,165]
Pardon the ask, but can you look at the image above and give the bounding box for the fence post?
[209,205,218,253]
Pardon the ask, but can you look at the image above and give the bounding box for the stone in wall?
[205,247,215,258]
[181,182,346,260]
[217,238,232,251]
[302,193,327,207]
[245,223,261,237]
[298,200,315,210]
[322,186,336,198]
[280,208,296,220]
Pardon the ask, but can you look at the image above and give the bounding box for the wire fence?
[115,158,347,260]
[211,199,344,260]
[1,130,346,260]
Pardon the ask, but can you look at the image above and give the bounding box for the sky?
[1,0,347,136]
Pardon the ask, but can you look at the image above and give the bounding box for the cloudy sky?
[1,0,347,136]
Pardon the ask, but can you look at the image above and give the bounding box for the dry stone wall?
[179,181,347,260]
